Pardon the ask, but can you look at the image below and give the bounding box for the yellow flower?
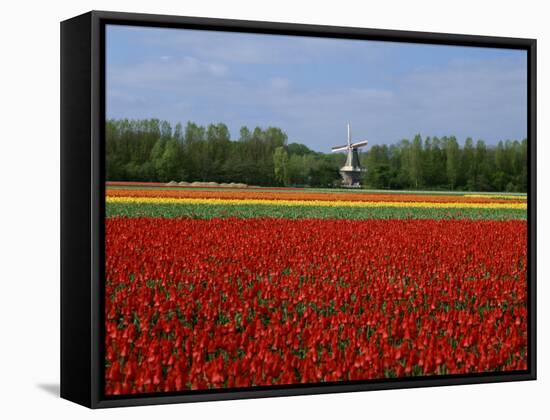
[106,196,526,210]
[463,194,526,200]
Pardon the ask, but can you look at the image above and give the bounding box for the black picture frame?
[60,10,537,409]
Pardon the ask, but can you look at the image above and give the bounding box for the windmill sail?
[351,140,369,148]
[331,144,349,152]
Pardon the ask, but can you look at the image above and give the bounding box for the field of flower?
[104,184,528,395]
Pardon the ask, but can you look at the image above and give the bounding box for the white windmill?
[331,123,369,187]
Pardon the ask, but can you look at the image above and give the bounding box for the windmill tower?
[331,123,368,187]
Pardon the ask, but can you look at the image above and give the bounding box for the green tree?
[365,145,391,189]
[273,146,290,186]
[157,139,184,181]
[409,134,423,188]
[461,137,475,190]
[445,137,460,190]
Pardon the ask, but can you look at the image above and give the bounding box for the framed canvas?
[60,10,536,408]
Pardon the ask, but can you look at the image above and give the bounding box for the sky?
[106,24,527,152]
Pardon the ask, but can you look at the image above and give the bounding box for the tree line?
[106,118,528,192]
[364,135,527,192]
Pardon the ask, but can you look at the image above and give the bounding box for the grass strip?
[106,185,527,197]
[106,202,526,220]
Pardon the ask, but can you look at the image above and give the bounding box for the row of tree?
[105,119,340,187]
[105,118,528,192]
[363,135,528,192]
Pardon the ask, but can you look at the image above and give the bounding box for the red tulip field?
[104,185,528,395]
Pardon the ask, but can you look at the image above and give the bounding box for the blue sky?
[106,24,527,152]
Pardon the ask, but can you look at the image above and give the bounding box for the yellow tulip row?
[106,196,526,210]
[463,194,527,200]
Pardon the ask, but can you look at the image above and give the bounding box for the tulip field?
[104,182,528,395]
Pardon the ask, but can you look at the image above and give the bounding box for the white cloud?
[129,26,384,66]
[269,77,290,90]
[108,55,229,87]
[207,63,228,77]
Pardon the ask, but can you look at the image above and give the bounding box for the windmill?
[331,123,369,187]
